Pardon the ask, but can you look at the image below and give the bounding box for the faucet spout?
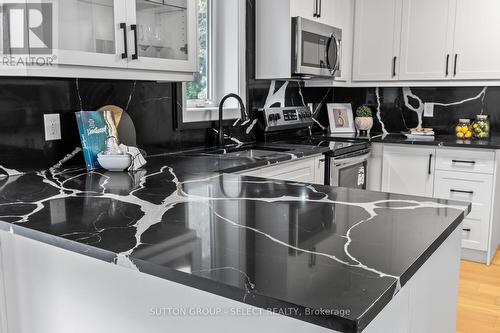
[218,93,247,147]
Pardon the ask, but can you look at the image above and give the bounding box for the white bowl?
[97,154,131,172]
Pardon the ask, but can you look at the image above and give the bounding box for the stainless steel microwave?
[292,17,342,78]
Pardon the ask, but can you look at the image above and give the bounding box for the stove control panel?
[261,106,313,132]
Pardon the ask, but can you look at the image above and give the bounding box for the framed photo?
[327,103,355,133]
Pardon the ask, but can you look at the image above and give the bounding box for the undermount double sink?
[205,146,292,159]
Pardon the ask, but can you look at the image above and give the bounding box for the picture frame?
[327,103,355,133]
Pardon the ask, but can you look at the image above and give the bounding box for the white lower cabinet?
[433,170,492,251]
[381,144,500,264]
[381,145,435,197]
[238,155,325,185]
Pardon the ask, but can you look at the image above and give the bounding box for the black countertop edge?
[0,220,118,264]
[129,255,357,333]
[356,202,471,332]
[0,219,355,332]
[0,200,471,333]
[319,133,500,150]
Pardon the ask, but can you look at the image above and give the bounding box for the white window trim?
[182,0,246,123]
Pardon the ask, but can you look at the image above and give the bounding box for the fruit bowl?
[97,154,131,172]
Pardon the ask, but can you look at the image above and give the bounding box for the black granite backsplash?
[0,77,220,174]
[249,82,500,136]
[331,86,499,135]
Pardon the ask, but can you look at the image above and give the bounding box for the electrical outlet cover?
[44,113,62,141]
[424,103,434,118]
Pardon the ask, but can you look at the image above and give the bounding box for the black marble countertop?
[320,133,500,149]
[0,143,470,333]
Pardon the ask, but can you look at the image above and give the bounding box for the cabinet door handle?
[428,154,433,175]
[450,189,474,195]
[445,54,450,76]
[452,159,476,165]
[120,23,128,59]
[463,228,471,232]
[314,0,318,17]
[131,24,139,60]
[453,54,458,76]
[318,0,322,17]
[392,56,397,78]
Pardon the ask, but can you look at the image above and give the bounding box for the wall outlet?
[424,103,434,117]
[44,114,61,141]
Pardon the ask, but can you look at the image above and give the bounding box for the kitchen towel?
[119,144,147,172]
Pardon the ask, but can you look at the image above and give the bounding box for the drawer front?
[261,165,315,182]
[435,148,495,174]
[237,156,319,184]
[461,217,488,251]
[434,170,493,220]
[434,170,493,251]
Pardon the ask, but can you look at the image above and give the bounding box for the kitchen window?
[182,0,246,123]
[186,0,212,107]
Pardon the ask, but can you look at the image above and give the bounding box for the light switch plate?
[44,114,61,141]
[424,103,434,117]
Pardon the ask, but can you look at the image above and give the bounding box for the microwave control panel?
[260,106,314,132]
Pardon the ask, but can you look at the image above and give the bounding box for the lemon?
[464,132,472,139]
[456,132,464,138]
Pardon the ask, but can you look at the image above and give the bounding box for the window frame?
[186,0,215,108]
[182,0,246,123]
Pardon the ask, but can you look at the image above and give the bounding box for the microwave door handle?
[326,34,335,74]
[334,38,342,72]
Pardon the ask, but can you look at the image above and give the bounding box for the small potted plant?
[355,105,373,135]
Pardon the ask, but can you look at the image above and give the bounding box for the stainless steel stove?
[257,106,372,189]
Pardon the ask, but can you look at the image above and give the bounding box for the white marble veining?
[264,80,289,108]
[401,86,488,129]
[375,88,388,135]
[0,166,24,178]
[0,157,468,299]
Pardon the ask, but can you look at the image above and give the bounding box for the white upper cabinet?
[126,0,197,73]
[398,0,456,80]
[290,0,317,21]
[50,0,128,69]
[452,0,500,80]
[20,0,197,80]
[352,0,402,81]
[353,0,500,82]
[0,1,28,76]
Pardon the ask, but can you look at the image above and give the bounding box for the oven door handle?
[334,152,371,168]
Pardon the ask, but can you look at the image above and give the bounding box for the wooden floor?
[457,249,500,333]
